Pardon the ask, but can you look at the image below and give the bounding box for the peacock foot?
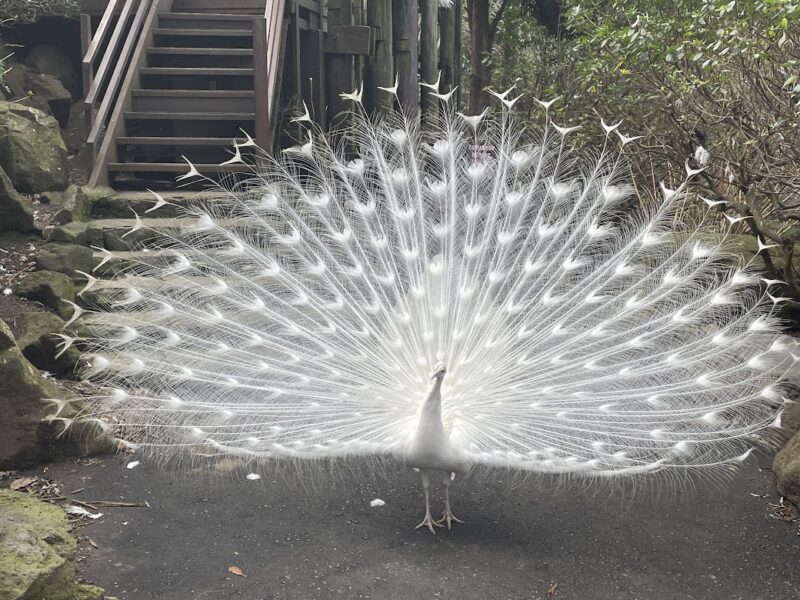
[415,513,444,534]
[435,509,464,531]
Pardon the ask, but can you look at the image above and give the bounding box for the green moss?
[0,490,104,600]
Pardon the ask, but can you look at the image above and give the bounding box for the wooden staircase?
[82,0,286,190]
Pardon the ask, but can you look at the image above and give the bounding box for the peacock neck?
[422,377,444,416]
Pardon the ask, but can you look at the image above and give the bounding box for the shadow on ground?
[26,452,800,600]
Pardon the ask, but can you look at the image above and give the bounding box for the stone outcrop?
[35,243,96,277]
[0,490,104,600]
[0,319,107,470]
[774,431,800,507]
[0,165,35,233]
[24,45,79,98]
[0,102,69,193]
[13,270,76,320]
[13,308,82,377]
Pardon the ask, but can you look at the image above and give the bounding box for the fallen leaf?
[546,582,559,598]
[10,477,37,491]
[228,566,246,577]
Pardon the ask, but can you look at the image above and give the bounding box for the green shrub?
[0,0,79,26]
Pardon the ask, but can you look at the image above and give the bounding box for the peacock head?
[431,362,447,380]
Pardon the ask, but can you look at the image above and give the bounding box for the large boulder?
[23,45,79,98]
[0,102,69,193]
[2,63,53,117]
[13,270,76,320]
[0,490,104,600]
[0,319,107,469]
[24,71,72,126]
[774,431,800,507]
[13,309,82,377]
[0,165,35,233]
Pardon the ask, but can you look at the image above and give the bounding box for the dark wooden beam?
[325,25,374,55]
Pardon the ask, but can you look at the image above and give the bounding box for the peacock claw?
[435,510,464,530]
[415,513,444,534]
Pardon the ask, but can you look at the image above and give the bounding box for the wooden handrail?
[82,0,156,160]
[254,0,287,150]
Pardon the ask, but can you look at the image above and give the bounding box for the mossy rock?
[0,490,104,600]
[0,165,35,234]
[0,319,109,469]
[14,309,81,377]
[52,186,92,225]
[774,430,800,507]
[0,102,68,193]
[14,271,76,320]
[47,221,103,247]
[35,243,96,277]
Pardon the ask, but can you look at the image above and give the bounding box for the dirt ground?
[8,451,799,600]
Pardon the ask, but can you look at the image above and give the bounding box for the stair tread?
[140,67,254,75]
[147,47,253,55]
[124,111,255,119]
[153,28,253,36]
[132,89,255,97]
[160,12,256,20]
[108,162,250,172]
[118,136,245,145]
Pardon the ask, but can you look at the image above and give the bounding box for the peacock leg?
[414,471,443,534]
[435,472,464,530]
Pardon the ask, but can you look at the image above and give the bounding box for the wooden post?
[253,17,269,148]
[325,0,355,126]
[364,0,393,112]
[419,0,438,115]
[392,0,418,111]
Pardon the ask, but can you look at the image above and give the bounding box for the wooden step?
[147,47,253,56]
[124,111,255,121]
[131,90,255,112]
[171,0,264,13]
[158,12,256,29]
[108,162,250,173]
[150,28,254,49]
[140,67,254,77]
[153,28,253,37]
[117,136,244,146]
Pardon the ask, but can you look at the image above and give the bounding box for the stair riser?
[117,147,236,166]
[147,53,254,69]
[158,15,256,30]
[124,121,255,140]
[91,195,210,219]
[153,33,254,49]
[132,95,255,113]
[171,0,264,12]
[141,74,253,91]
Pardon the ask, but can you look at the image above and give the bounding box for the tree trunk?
[392,0,419,110]
[420,0,438,115]
[467,0,491,114]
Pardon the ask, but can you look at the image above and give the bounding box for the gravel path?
[32,453,800,600]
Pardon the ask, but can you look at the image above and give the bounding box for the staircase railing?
[82,0,156,164]
[254,0,287,150]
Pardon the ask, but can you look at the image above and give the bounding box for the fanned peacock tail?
[63,91,793,478]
